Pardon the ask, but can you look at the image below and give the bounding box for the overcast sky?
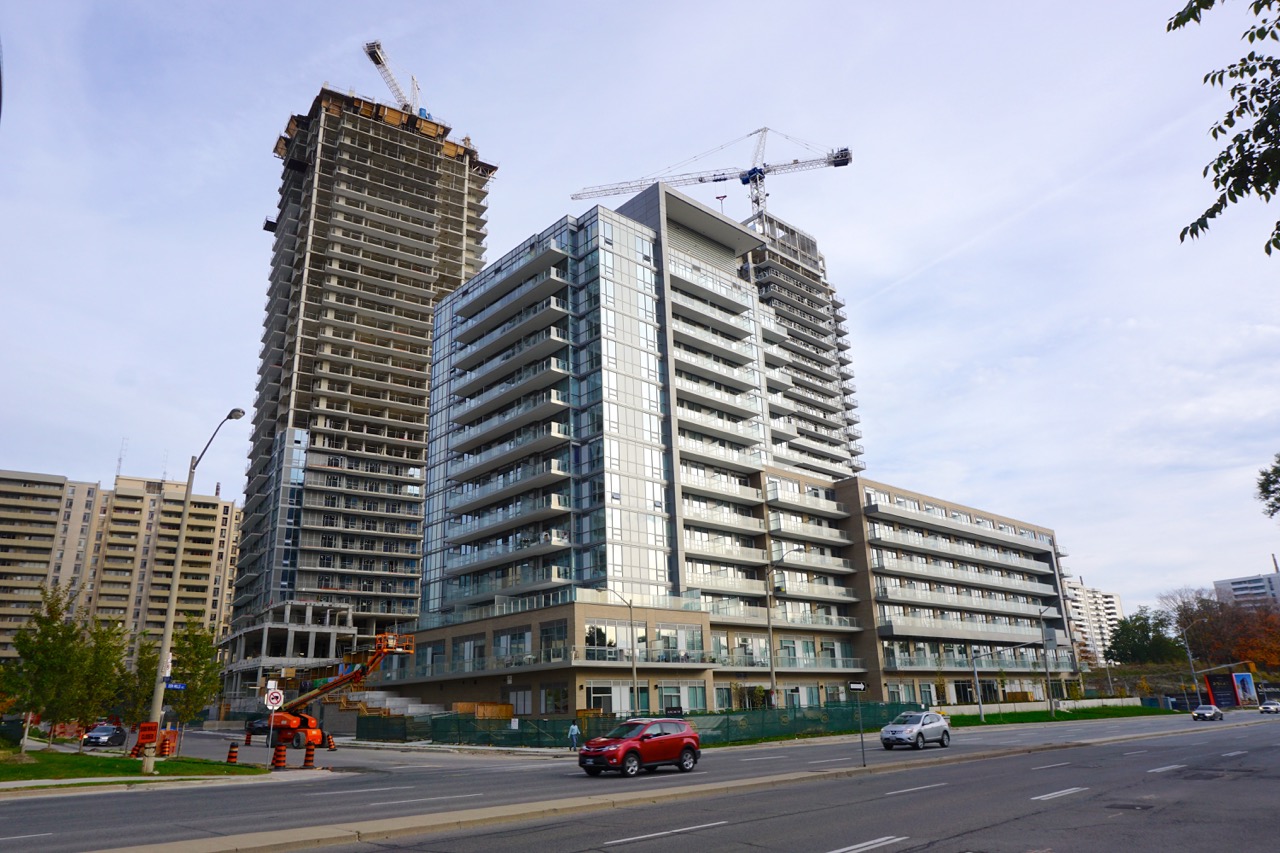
[2,2,1277,612]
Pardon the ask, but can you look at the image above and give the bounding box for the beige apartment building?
[0,470,240,662]
[839,477,1077,706]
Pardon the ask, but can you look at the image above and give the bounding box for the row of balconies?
[871,557,1057,596]
[868,528,1051,574]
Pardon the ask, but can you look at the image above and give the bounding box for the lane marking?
[0,834,52,842]
[884,783,947,796]
[1122,750,1148,755]
[305,786,414,796]
[808,757,854,764]
[1032,762,1070,770]
[826,837,910,853]
[740,756,783,761]
[605,821,728,845]
[1031,787,1088,801]
[1148,765,1185,773]
[372,793,484,806]
[1222,751,1247,757]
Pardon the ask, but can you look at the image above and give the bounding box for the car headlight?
[603,744,619,752]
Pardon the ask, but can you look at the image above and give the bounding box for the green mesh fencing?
[355,702,924,748]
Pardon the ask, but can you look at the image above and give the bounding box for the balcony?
[453,296,570,370]
[452,357,571,421]
[765,485,849,519]
[454,238,569,320]
[443,564,574,606]
[446,422,572,480]
[864,502,1055,555]
[445,493,571,544]
[682,538,769,566]
[868,528,1052,574]
[870,558,1057,596]
[678,476,763,505]
[874,585,1060,620]
[876,616,1043,644]
[450,390,571,453]
[674,380,760,419]
[773,547,854,574]
[677,438,763,473]
[443,529,572,574]
[447,459,570,514]
[768,514,851,545]
[681,506,765,534]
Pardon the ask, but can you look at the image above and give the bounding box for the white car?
[1259,700,1280,714]
[880,711,950,750]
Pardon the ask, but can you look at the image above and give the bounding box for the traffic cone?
[129,743,142,758]
[326,733,337,751]
[226,744,239,765]
[302,742,316,769]
[271,743,288,771]
[244,731,252,746]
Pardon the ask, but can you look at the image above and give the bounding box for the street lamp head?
[227,408,246,420]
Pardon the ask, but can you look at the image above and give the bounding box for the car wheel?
[677,748,696,772]
[912,734,925,750]
[939,731,950,748]
[584,768,602,776]
[292,732,307,749]
[621,752,641,777]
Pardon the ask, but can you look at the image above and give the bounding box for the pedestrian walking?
[568,721,581,751]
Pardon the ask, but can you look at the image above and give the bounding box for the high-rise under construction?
[224,87,495,705]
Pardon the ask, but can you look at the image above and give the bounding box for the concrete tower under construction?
[225,87,495,705]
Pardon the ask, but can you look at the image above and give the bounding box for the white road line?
[884,783,947,796]
[825,837,910,853]
[305,786,414,796]
[1032,762,1070,770]
[1031,787,1088,801]
[740,756,783,761]
[0,834,52,842]
[372,793,484,806]
[1122,750,1148,755]
[1222,751,1247,757]
[808,757,854,764]
[1148,765,1185,773]
[605,821,728,845]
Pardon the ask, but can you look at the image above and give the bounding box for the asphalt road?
[3,712,1276,852]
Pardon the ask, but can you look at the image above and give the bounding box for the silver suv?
[880,711,951,750]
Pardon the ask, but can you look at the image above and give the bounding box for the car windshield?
[890,714,924,725]
[88,726,116,735]
[602,722,646,739]
[1195,706,1215,711]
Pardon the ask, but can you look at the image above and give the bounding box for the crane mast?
[572,127,851,216]
[363,40,420,114]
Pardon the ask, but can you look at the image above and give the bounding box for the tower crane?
[363,40,421,114]
[571,127,851,217]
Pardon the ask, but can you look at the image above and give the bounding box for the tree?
[120,635,158,747]
[166,618,223,755]
[1258,452,1280,517]
[10,586,86,751]
[1105,607,1184,664]
[1168,0,1280,254]
[70,618,127,752]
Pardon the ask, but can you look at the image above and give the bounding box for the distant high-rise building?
[1060,576,1123,665]
[1214,569,1280,608]
[225,88,496,705]
[0,470,239,662]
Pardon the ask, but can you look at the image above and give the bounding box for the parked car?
[244,717,272,735]
[880,711,950,750]
[578,718,700,777]
[82,724,127,747]
[1259,700,1280,714]
[1191,704,1224,721]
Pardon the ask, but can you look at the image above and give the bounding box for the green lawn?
[0,744,267,782]
[947,705,1177,727]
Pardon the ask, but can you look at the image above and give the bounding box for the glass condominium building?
[390,184,866,715]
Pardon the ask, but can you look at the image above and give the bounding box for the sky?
[1,2,1277,613]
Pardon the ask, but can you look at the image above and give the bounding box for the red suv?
[578,718,701,777]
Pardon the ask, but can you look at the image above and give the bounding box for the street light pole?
[970,643,984,723]
[766,545,806,710]
[1039,606,1055,719]
[603,587,639,714]
[141,408,244,774]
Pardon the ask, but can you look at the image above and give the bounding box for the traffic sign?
[265,689,285,710]
[166,682,187,691]
[848,681,867,692]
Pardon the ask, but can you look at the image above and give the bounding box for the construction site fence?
[356,701,923,748]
